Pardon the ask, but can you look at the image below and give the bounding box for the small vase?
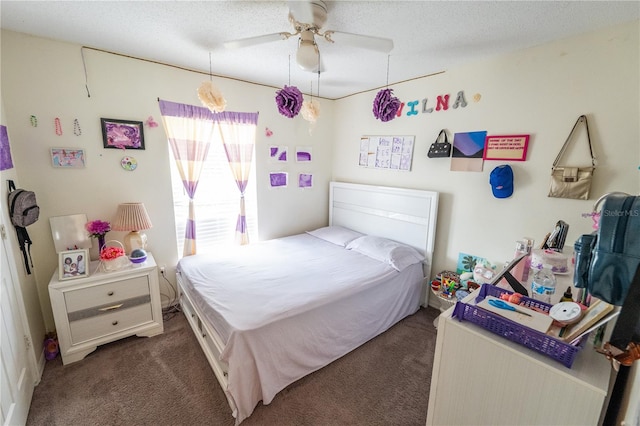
[97,235,106,252]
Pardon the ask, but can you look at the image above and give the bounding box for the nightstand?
[48,252,163,364]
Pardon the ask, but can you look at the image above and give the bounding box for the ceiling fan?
[223,0,394,72]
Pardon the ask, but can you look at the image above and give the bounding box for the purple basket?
[452,284,583,368]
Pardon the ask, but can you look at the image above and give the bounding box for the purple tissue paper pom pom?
[372,88,400,122]
[275,85,303,118]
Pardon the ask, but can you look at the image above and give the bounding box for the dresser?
[426,305,613,425]
[49,253,163,364]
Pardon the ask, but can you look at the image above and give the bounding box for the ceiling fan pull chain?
[386,54,391,87]
[209,52,213,82]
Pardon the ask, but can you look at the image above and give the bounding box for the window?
[169,139,258,257]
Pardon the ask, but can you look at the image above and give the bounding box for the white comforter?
[178,234,424,424]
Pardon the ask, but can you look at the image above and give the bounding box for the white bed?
[176,182,439,424]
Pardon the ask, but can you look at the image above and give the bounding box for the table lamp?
[112,202,153,254]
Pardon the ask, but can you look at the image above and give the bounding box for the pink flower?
[86,220,111,238]
[100,246,125,261]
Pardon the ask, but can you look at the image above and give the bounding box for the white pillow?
[346,235,424,271]
[306,226,363,247]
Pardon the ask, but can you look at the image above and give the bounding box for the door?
[1,223,35,425]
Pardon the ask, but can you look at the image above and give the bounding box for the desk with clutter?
[426,223,621,426]
[429,228,588,328]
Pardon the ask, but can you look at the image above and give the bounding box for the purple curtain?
[159,100,216,256]
[160,100,259,252]
[215,112,259,245]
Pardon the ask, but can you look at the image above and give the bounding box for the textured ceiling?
[1,1,638,99]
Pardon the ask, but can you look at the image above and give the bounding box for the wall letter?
[452,91,468,109]
[406,100,419,116]
[422,98,433,113]
[436,94,450,111]
[396,102,405,117]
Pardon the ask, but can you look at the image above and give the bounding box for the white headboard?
[329,181,439,299]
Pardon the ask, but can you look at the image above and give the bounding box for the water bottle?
[531,264,556,303]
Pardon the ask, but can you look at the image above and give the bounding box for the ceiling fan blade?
[324,31,394,53]
[224,32,292,49]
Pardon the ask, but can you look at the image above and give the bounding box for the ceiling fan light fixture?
[296,31,319,71]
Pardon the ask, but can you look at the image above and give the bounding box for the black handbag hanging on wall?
[427,129,452,158]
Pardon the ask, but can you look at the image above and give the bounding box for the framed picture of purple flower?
[101,118,145,150]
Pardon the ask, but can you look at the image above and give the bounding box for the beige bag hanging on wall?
[548,115,596,200]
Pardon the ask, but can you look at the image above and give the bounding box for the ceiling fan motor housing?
[289,0,327,31]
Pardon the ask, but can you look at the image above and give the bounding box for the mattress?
[177,233,424,424]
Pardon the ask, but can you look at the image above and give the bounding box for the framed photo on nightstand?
[59,249,89,280]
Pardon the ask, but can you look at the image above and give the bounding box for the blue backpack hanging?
[574,193,640,305]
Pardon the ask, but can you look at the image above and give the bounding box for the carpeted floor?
[27,306,439,426]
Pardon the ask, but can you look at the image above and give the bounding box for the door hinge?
[0,224,6,240]
[24,335,32,351]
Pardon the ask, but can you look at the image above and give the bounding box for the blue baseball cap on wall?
[489,165,514,198]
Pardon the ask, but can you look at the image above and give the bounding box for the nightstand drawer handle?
[107,291,115,296]
[99,304,123,312]
[112,321,119,326]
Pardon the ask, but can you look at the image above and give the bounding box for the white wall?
[0,72,46,368]
[331,23,639,419]
[332,20,640,278]
[3,21,639,331]
[1,19,639,422]
[1,30,334,330]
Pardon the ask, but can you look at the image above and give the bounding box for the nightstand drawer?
[65,276,150,312]
[69,303,153,343]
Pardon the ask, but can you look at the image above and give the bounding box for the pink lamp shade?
[112,203,153,253]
